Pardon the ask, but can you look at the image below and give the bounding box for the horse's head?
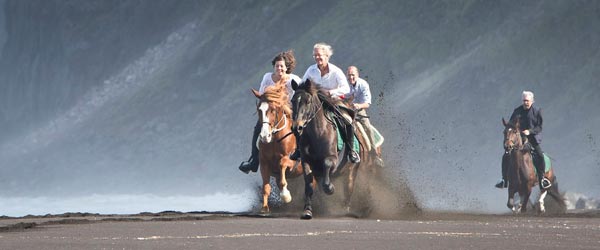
[252,85,291,143]
[502,117,524,153]
[291,79,320,135]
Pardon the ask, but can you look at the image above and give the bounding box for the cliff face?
[0,0,598,212]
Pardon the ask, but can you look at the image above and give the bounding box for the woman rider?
[239,50,301,174]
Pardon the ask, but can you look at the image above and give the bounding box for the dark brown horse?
[291,79,375,219]
[502,117,564,214]
[252,83,303,213]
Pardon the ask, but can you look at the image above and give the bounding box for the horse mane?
[509,115,521,130]
[261,78,292,116]
[296,79,343,112]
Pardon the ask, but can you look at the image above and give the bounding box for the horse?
[502,117,564,214]
[252,83,303,214]
[291,79,376,219]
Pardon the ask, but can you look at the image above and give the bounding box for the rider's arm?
[531,108,543,134]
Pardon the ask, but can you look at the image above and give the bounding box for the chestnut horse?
[502,117,564,214]
[291,79,375,219]
[252,83,303,213]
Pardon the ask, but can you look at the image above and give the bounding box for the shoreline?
[2,209,599,233]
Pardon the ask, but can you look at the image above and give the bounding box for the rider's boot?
[534,152,551,189]
[496,153,509,188]
[346,124,360,163]
[239,124,260,174]
[239,156,258,174]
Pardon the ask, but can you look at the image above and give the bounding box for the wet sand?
[1,211,599,250]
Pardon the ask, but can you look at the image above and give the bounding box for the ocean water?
[0,191,254,217]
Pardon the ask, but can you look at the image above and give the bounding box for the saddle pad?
[336,127,360,153]
[370,125,384,148]
[534,153,552,175]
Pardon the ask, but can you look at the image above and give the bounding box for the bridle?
[260,101,288,135]
[292,92,323,136]
[504,127,524,154]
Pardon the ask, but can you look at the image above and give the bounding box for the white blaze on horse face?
[258,102,272,143]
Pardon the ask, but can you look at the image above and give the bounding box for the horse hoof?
[301,210,312,220]
[323,183,335,195]
[260,207,270,214]
[281,189,292,203]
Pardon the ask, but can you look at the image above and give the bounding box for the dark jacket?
[509,104,543,144]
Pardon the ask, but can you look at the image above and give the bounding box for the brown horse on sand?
[502,117,565,214]
[252,83,303,213]
[291,79,377,219]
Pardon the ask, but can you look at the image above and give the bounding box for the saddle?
[523,141,552,173]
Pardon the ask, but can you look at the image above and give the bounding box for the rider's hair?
[522,91,534,101]
[313,42,333,57]
[272,50,296,74]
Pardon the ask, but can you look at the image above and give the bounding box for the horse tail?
[546,178,567,214]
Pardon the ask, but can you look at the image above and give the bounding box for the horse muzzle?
[292,122,305,135]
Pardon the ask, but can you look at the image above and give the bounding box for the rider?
[496,90,551,189]
[239,50,302,174]
[345,66,383,165]
[289,42,360,163]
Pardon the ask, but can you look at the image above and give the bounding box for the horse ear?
[305,78,312,87]
[291,79,299,90]
[502,117,507,127]
[251,88,260,98]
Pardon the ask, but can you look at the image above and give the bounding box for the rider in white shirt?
[290,43,360,163]
[346,66,384,166]
[259,72,300,100]
[239,50,299,174]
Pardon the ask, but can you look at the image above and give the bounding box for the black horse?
[291,79,372,219]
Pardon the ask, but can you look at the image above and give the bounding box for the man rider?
[289,43,360,163]
[496,91,551,189]
[346,66,383,166]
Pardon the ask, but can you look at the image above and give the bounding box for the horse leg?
[343,164,358,213]
[507,190,516,212]
[538,189,548,214]
[521,187,532,213]
[321,157,336,195]
[301,163,315,220]
[261,175,271,214]
[279,159,292,203]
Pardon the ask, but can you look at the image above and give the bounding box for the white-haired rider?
[496,91,551,189]
[289,43,360,163]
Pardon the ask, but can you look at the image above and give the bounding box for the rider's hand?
[522,130,530,136]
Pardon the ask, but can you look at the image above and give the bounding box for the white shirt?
[302,63,350,97]
[348,77,372,105]
[258,73,301,99]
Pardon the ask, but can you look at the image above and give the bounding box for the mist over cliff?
[0,0,598,216]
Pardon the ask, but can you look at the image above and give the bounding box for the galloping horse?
[252,83,303,213]
[291,79,374,219]
[502,117,563,214]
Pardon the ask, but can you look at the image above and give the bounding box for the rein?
[294,92,324,136]
[505,129,526,154]
[303,100,324,128]
[270,111,288,134]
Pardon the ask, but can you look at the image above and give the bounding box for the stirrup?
[495,179,507,189]
[540,178,552,189]
[349,151,360,163]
